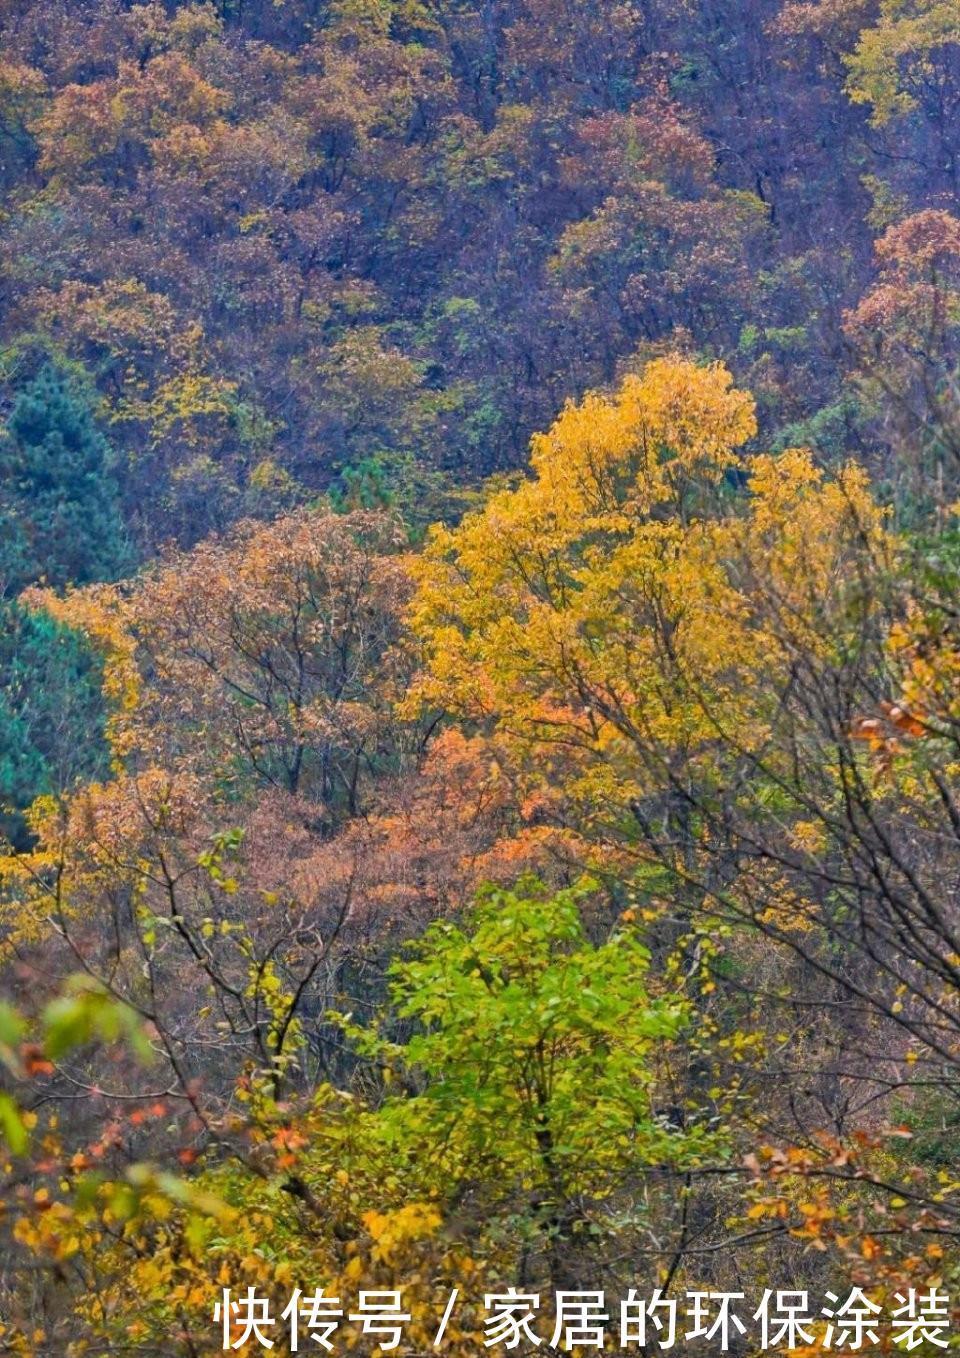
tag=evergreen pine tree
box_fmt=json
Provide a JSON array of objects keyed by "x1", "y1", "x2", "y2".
[
  {"x1": 0, "y1": 364, "x2": 129, "y2": 839},
  {"x1": 0, "y1": 363, "x2": 130, "y2": 591},
  {"x1": 0, "y1": 603, "x2": 109, "y2": 847}
]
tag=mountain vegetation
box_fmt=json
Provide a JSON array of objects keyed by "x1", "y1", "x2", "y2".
[{"x1": 0, "y1": 0, "x2": 959, "y2": 1353}]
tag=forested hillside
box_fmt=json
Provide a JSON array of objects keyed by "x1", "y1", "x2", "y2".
[{"x1": 1, "y1": 1, "x2": 960, "y2": 1353}]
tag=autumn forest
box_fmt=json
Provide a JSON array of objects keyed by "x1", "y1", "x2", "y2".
[{"x1": 1, "y1": 0, "x2": 959, "y2": 1352}]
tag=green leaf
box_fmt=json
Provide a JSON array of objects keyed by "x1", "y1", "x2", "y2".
[{"x1": 0, "y1": 1092, "x2": 29, "y2": 1156}]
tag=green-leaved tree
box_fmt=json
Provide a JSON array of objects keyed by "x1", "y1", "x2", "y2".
[{"x1": 0, "y1": 364, "x2": 128, "y2": 839}]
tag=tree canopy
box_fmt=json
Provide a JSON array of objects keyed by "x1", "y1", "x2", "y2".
[{"x1": 1, "y1": 1, "x2": 960, "y2": 1353}]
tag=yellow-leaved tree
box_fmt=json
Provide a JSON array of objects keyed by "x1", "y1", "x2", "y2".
[
  {"x1": 409, "y1": 356, "x2": 960, "y2": 1321},
  {"x1": 408, "y1": 354, "x2": 885, "y2": 843}
]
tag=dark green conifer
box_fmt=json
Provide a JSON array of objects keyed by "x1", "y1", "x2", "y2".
[
  {"x1": 0, "y1": 365, "x2": 128, "y2": 838},
  {"x1": 0, "y1": 363, "x2": 130, "y2": 591}
]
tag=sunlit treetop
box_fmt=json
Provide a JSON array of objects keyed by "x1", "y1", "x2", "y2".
[{"x1": 409, "y1": 356, "x2": 887, "y2": 824}]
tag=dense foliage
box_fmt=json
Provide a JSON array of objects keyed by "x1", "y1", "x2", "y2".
[
  {"x1": 1, "y1": 1, "x2": 960, "y2": 1354},
  {"x1": 0, "y1": 0, "x2": 956, "y2": 537}
]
